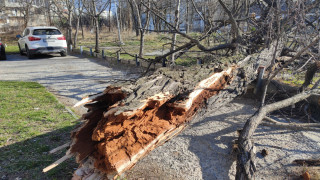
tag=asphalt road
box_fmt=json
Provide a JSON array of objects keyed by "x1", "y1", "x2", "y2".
[{"x1": 0, "y1": 54, "x2": 142, "y2": 114}]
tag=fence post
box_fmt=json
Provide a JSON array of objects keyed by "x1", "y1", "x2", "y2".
[
  {"x1": 90, "y1": 48, "x2": 93, "y2": 56},
  {"x1": 117, "y1": 51, "x2": 120, "y2": 63},
  {"x1": 80, "y1": 46, "x2": 83, "y2": 55},
  {"x1": 102, "y1": 49, "x2": 105, "y2": 58},
  {"x1": 135, "y1": 54, "x2": 140, "y2": 66},
  {"x1": 162, "y1": 58, "x2": 166, "y2": 67},
  {"x1": 70, "y1": 45, "x2": 73, "y2": 52},
  {"x1": 197, "y1": 59, "x2": 202, "y2": 65}
]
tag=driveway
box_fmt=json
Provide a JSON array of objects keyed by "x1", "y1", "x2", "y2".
[{"x1": 0, "y1": 54, "x2": 142, "y2": 114}]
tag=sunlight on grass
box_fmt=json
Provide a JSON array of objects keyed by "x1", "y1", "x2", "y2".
[
  {"x1": 0, "y1": 81, "x2": 78, "y2": 179},
  {"x1": 5, "y1": 45, "x2": 19, "y2": 54}
]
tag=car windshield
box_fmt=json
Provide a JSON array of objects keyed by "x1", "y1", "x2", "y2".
[{"x1": 32, "y1": 29, "x2": 61, "y2": 35}]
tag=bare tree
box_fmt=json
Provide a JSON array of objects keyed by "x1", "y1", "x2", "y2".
[
  {"x1": 170, "y1": 0, "x2": 181, "y2": 65},
  {"x1": 83, "y1": 0, "x2": 110, "y2": 53},
  {"x1": 131, "y1": 0, "x2": 151, "y2": 58},
  {"x1": 115, "y1": 0, "x2": 124, "y2": 45},
  {"x1": 17, "y1": 0, "x2": 35, "y2": 28},
  {"x1": 51, "y1": 0, "x2": 75, "y2": 51},
  {"x1": 73, "y1": 0, "x2": 84, "y2": 48}
]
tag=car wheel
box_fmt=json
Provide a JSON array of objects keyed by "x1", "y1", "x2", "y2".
[
  {"x1": 60, "y1": 51, "x2": 67, "y2": 57},
  {"x1": 26, "y1": 46, "x2": 34, "y2": 59},
  {"x1": 0, "y1": 46, "x2": 6, "y2": 60},
  {"x1": 18, "y1": 44, "x2": 24, "y2": 55}
]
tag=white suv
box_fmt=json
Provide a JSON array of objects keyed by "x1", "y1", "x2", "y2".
[{"x1": 17, "y1": 26, "x2": 67, "y2": 59}]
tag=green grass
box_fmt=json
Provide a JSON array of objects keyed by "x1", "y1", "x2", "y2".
[
  {"x1": 5, "y1": 45, "x2": 19, "y2": 54},
  {"x1": 0, "y1": 81, "x2": 79, "y2": 180},
  {"x1": 278, "y1": 70, "x2": 320, "y2": 88}
]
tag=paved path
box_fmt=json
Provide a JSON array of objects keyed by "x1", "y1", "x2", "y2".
[{"x1": 0, "y1": 54, "x2": 142, "y2": 114}]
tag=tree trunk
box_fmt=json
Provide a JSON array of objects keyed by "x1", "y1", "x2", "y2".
[
  {"x1": 24, "y1": 8, "x2": 29, "y2": 28},
  {"x1": 129, "y1": 0, "x2": 139, "y2": 36},
  {"x1": 139, "y1": 30, "x2": 145, "y2": 57},
  {"x1": 186, "y1": 0, "x2": 189, "y2": 34},
  {"x1": 70, "y1": 63, "x2": 246, "y2": 179},
  {"x1": 80, "y1": 17, "x2": 84, "y2": 39},
  {"x1": 118, "y1": 0, "x2": 122, "y2": 31},
  {"x1": 115, "y1": 2, "x2": 123, "y2": 45},
  {"x1": 47, "y1": 4, "x2": 52, "y2": 26},
  {"x1": 67, "y1": 11, "x2": 73, "y2": 51},
  {"x1": 138, "y1": 0, "x2": 150, "y2": 57},
  {"x1": 108, "y1": 2, "x2": 112, "y2": 32},
  {"x1": 94, "y1": 16, "x2": 100, "y2": 53},
  {"x1": 43, "y1": 50, "x2": 272, "y2": 179},
  {"x1": 170, "y1": 0, "x2": 181, "y2": 66},
  {"x1": 74, "y1": 16, "x2": 80, "y2": 48}
]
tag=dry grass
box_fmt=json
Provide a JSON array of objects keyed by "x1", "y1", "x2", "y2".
[
  {"x1": 74, "y1": 28, "x2": 207, "y2": 65},
  {"x1": 1, "y1": 27, "x2": 227, "y2": 65}
]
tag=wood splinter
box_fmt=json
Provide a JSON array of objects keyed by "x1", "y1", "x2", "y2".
[
  {"x1": 43, "y1": 153, "x2": 73, "y2": 173},
  {"x1": 49, "y1": 142, "x2": 70, "y2": 154}
]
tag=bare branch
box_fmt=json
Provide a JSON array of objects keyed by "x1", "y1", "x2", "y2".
[{"x1": 261, "y1": 116, "x2": 320, "y2": 131}]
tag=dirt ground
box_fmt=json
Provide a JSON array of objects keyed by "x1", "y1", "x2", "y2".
[{"x1": 124, "y1": 97, "x2": 320, "y2": 180}]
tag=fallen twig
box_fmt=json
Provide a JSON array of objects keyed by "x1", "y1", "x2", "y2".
[
  {"x1": 293, "y1": 159, "x2": 320, "y2": 166},
  {"x1": 261, "y1": 116, "x2": 320, "y2": 131}
]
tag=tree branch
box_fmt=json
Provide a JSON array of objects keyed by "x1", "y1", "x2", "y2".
[
  {"x1": 236, "y1": 89, "x2": 320, "y2": 179},
  {"x1": 261, "y1": 116, "x2": 320, "y2": 131}
]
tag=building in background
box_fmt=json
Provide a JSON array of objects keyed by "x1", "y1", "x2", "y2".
[{"x1": 0, "y1": 0, "x2": 49, "y2": 33}]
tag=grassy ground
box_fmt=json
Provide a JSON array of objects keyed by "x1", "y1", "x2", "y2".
[
  {"x1": 5, "y1": 45, "x2": 19, "y2": 54},
  {"x1": 74, "y1": 30, "x2": 219, "y2": 65},
  {"x1": 0, "y1": 81, "x2": 78, "y2": 180},
  {"x1": 277, "y1": 69, "x2": 320, "y2": 88}
]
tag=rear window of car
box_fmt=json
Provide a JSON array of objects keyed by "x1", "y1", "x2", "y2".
[{"x1": 32, "y1": 29, "x2": 61, "y2": 35}]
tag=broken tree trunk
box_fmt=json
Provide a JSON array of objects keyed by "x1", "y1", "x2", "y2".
[{"x1": 44, "y1": 40, "x2": 283, "y2": 179}]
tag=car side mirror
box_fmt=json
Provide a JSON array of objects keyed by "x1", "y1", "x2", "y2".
[{"x1": 16, "y1": 35, "x2": 22, "y2": 38}]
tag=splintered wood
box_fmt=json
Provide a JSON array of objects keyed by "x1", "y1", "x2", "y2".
[
  {"x1": 44, "y1": 54, "x2": 258, "y2": 179},
  {"x1": 69, "y1": 67, "x2": 237, "y2": 179}
]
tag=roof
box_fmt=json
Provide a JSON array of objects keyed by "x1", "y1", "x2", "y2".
[{"x1": 26, "y1": 26, "x2": 59, "y2": 30}]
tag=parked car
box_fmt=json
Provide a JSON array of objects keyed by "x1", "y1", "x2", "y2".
[
  {"x1": 17, "y1": 26, "x2": 67, "y2": 59},
  {"x1": 0, "y1": 39, "x2": 6, "y2": 60}
]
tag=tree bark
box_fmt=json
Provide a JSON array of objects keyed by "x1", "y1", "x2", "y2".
[
  {"x1": 74, "y1": 15, "x2": 80, "y2": 48},
  {"x1": 108, "y1": 2, "x2": 112, "y2": 32},
  {"x1": 115, "y1": 1, "x2": 123, "y2": 45},
  {"x1": 67, "y1": 11, "x2": 73, "y2": 51},
  {"x1": 186, "y1": 0, "x2": 189, "y2": 33},
  {"x1": 70, "y1": 65, "x2": 242, "y2": 179},
  {"x1": 170, "y1": 0, "x2": 181, "y2": 65},
  {"x1": 129, "y1": 0, "x2": 139, "y2": 36},
  {"x1": 94, "y1": 16, "x2": 100, "y2": 53}
]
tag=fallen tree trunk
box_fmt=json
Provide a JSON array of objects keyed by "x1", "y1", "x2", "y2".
[
  {"x1": 69, "y1": 63, "x2": 253, "y2": 179},
  {"x1": 43, "y1": 40, "x2": 283, "y2": 179},
  {"x1": 69, "y1": 67, "x2": 241, "y2": 179}
]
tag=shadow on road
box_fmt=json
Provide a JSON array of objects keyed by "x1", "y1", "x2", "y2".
[{"x1": 5, "y1": 54, "x2": 59, "y2": 61}]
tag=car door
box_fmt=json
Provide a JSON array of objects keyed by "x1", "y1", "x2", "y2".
[{"x1": 19, "y1": 29, "x2": 29, "y2": 51}]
